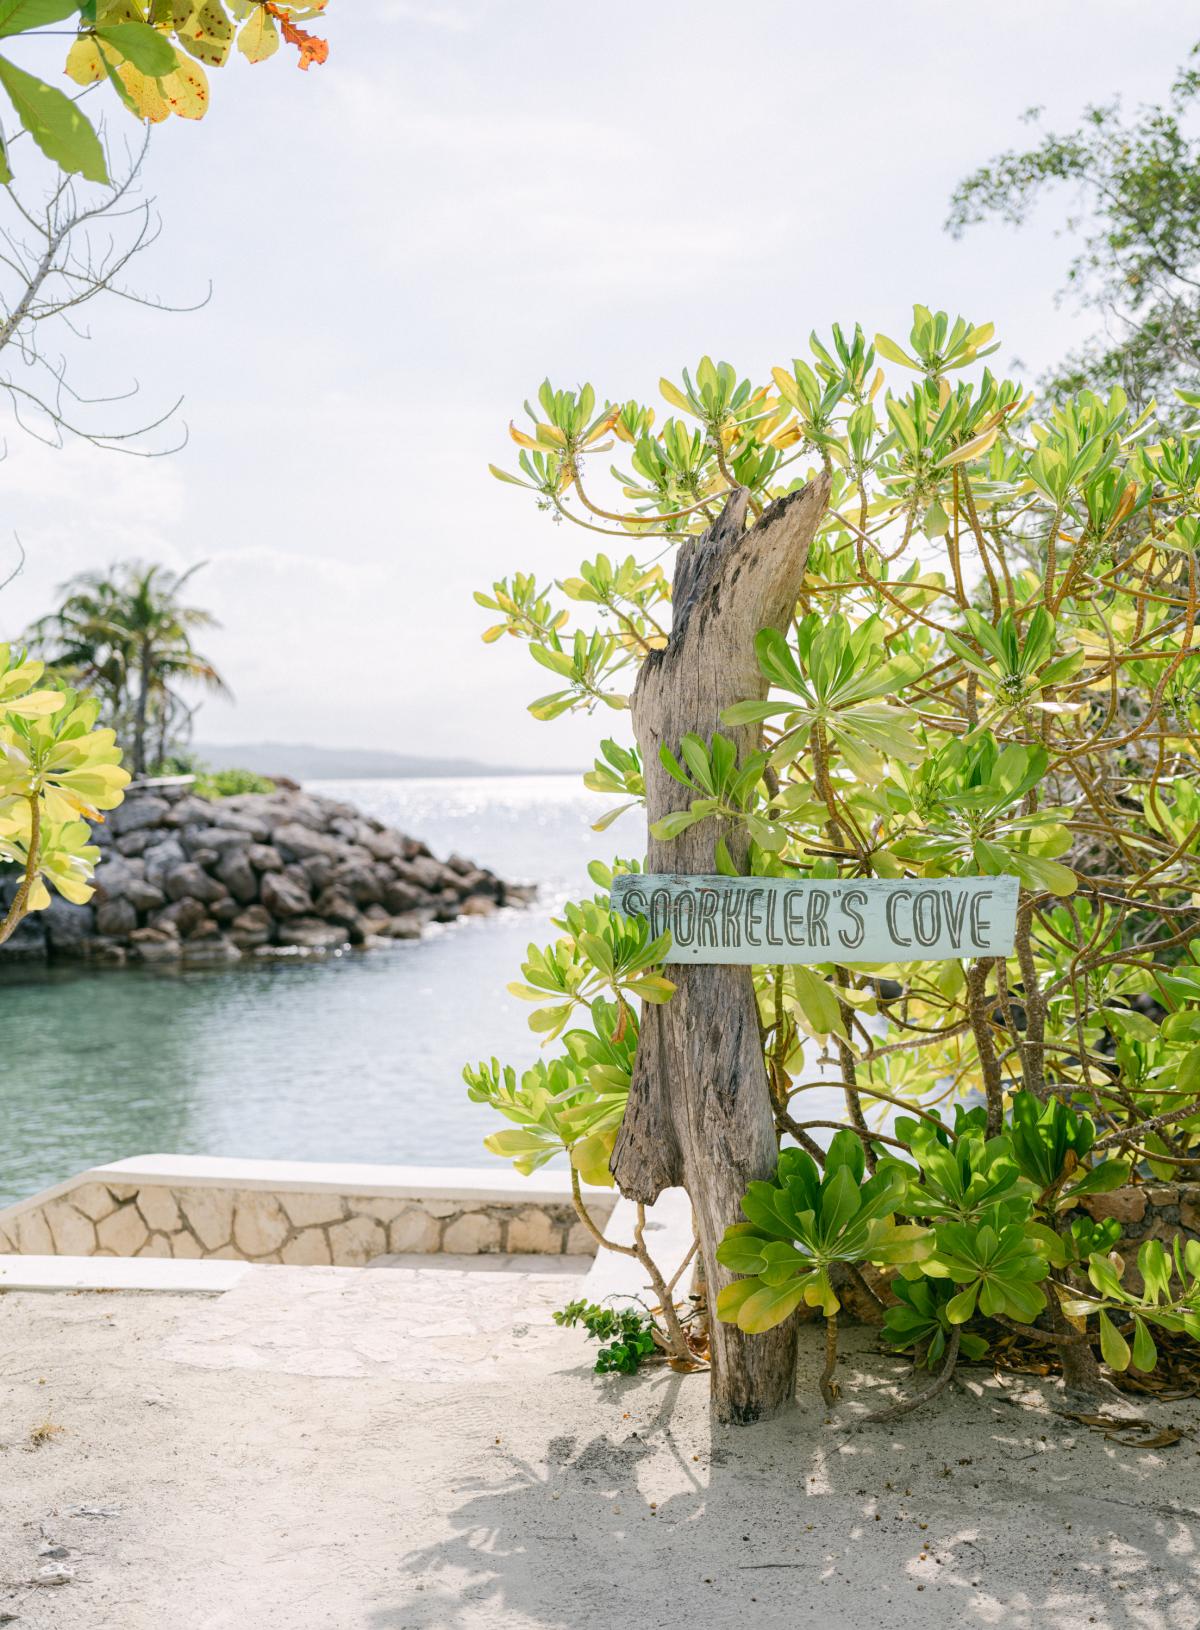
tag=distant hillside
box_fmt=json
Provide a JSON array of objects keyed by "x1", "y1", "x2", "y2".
[
  {"x1": 191, "y1": 742, "x2": 566, "y2": 781},
  {"x1": 192, "y1": 746, "x2": 567, "y2": 782}
]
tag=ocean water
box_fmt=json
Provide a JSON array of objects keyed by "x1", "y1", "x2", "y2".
[
  {"x1": 0, "y1": 775, "x2": 847, "y2": 1208},
  {"x1": 0, "y1": 777, "x2": 630, "y2": 1205}
]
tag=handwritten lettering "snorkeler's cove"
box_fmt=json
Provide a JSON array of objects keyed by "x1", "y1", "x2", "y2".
[{"x1": 610, "y1": 874, "x2": 1019, "y2": 966}]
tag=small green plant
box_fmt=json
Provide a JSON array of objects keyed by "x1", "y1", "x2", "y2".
[
  {"x1": 195, "y1": 767, "x2": 276, "y2": 799},
  {"x1": 554, "y1": 1300, "x2": 659, "y2": 1375},
  {"x1": 1060, "y1": 1238, "x2": 1200, "y2": 1372},
  {"x1": 713, "y1": 1093, "x2": 1199, "y2": 1418},
  {"x1": 715, "y1": 1130, "x2": 929, "y2": 1405},
  {"x1": 881, "y1": 1277, "x2": 989, "y2": 1369}
]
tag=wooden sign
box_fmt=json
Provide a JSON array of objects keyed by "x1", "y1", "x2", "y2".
[{"x1": 611, "y1": 874, "x2": 1019, "y2": 965}]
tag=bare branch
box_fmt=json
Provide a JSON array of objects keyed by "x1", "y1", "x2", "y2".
[{"x1": 0, "y1": 130, "x2": 205, "y2": 457}]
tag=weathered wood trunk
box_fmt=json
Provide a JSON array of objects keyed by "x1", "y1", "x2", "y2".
[{"x1": 612, "y1": 474, "x2": 831, "y2": 1422}]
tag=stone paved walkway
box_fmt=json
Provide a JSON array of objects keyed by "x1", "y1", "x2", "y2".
[{"x1": 158, "y1": 1255, "x2": 591, "y2": 1382}]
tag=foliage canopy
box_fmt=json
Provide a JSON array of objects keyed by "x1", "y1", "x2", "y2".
[
  {"x1": 29, "y1": 560, "x2": 229, "y2": 775},
  {"x1": 0, "y1": 0, "x2": 333, "y2": 184},
  {"x1": 949, "y1": 44, "x2": 1200, "y2": 411},
  {"x1": 469, "y1": 301, "x2": 1200, "y2": 1402}
]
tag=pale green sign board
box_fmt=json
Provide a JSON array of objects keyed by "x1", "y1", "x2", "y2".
[{"x1": 611, "y1": 874, "x2": 1019, "y2": 966}]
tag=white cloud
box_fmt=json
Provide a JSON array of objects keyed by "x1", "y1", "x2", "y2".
[
  {"x1": 2, "y1": 1, "x2": 1196, "y2": 766},
  {"x1": 375, "y1": 0, "x2": 479, "y2": 30}
]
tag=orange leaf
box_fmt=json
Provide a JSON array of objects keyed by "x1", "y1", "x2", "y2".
[{"x1": 266, "y1": 4, "x2": 328, "y2": 69}]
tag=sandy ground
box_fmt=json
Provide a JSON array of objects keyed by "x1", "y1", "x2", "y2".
[{"x1": 1, "y1": 1257, "x2": 1199, "y2": 1630}]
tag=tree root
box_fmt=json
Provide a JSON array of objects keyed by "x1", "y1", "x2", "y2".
[{"x1": 855, "y1": 1329, "x2": 960, "y2": 1426}]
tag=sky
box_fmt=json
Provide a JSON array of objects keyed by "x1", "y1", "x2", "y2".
[{"x1": 2, "y1": 0, "x2": 1197, "y2": 769}]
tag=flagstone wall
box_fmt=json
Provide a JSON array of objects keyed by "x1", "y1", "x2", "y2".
[{"x1": 0, "y1": 1158, "x2": 610, "y2": 1266}]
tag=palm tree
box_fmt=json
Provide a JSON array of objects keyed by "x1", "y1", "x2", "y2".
[{"x1": 29, "y1": 562, "x2": 231, "y2": 775}]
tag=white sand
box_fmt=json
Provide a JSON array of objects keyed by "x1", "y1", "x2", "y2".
[{"x1": 1, "y1": 1257, "x2": 1198, "y2": 1629}]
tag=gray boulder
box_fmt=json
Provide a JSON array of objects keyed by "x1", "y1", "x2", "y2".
[
  {"x1": 200, "y1": 804, "x2": 269, "y2": 841},
  {"x1": 181, "y1": 824, "x2": 254, "y2": 855},
  {"x1": 128, "y1": 926, "x2": 183, "y2": 962},
  {"x1": 313, "y1": 887, "x2": 360, "y2": 928},
  {"x1": 142, "y1": 838, "x2": 187, "y2": 887},
  {"x1": 42, "y1": 896, "x2": 96, "y2": 954},
  {"x1": 152, "y1": 898, "x2": 207, "y2": 938},
  {"x1": 394, "y1": 855, "x2": 452, "y2": 893},
  {"x1": 331, "y1": 860, "x2": 381, "y2": 906},
  {"x1": 455, "y1": 869, "x2": 501, "y2": 901},
  {"x1": 246, "y1": 843, "x2": 283, "y2": 873},
  {"x1": 181, "y1": 927, "x2": 240, "y2": 964},
  {"x1": 271, "y1": 822, "x2": 349, "y2": 863},
  {"x1": 258, "y1": 794, "x2": 328, "y2": 833},
  {"x1": 109, "y1": 795, "x2": 169, "y2": 836},
  {"x1": 216, "y1": 848, "x2": 258, "y2": 905},
  {"x1": 95, "y1": 897, "x2": 138, "y2": 937},
  {"x1": 386, "y1": 912, "x2": 424, "y2": 939},
  {"x1": 383, "y1": 878, "x2": 425, "y2": 914},
  {"x1": 362, "y1": 828, "x2": 405, "y2": 862},
  {"x1": 164, "y1": 863, "x2": 226, "y2": 905},
  {"x1": 230, "y1": 905, "x2": 273, "y2": 948},
  {"x1": 301, "y1": 854, "x2": 334, "y2": 892},
  {"x1": 126, "y1": 879, "x2": 166, "y2": 913},
  {"x1": 261, "y1": 871, "x2": 312, "y2": 919},
  {"x1": 91, "y1": 857, "x2": 138, "y2": 901},
  {"x1": 163, "y1": 795, "x2": 219, "y2": 828},
  {"x1": 115, "y1": 829, "x2": 157, "y2": 857},
  {"x1": 275, "y1": 917, "x2": 347, "y2": 951}
]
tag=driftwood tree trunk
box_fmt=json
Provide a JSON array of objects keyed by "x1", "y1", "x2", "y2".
[{"x1": 612, "y1": 473, "x2": 831, "y2": 1422}]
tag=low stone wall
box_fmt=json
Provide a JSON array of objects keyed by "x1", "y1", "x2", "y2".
[
  {"x1": 0, "y1": 777, "x2": 531, "y2": 966},
  {"x1": 1080, "y1": 1183, "x2": 1200, "y2": 1288},
  {"x1": 0, "y1": 1158, "x2": 611, "y2": 1267}
]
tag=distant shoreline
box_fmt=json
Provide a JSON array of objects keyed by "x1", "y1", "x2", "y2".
[
  {"x1": 193, "y1": 743, "x2": 580, "y2": 781},
  {"x1": 310, "y1": 767, "x2": 585, "y2": 781}
]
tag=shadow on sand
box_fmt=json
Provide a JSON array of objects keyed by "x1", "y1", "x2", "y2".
[{"x1": 372, "y1": 1332, "x2": 1200, "y2": 1630}]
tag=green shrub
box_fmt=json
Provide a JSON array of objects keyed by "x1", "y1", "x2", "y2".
[
  {"x1": 194, "y1": 767, "x2": 276, "y2": 800},
  {"x1": 553, "y1": 1300, "x2": 659, "y2": 1375},
  {"x1": 470, "y1": 309, "x2": 1200, "y2": 1411}
]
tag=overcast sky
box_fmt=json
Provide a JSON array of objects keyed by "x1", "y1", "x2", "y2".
[{"x1": 3, "y1": 1, "x2": 1196, "y2": 768}]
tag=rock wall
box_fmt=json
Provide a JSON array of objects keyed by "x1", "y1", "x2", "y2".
[
  {"x1": 0, "y1": 778, "x2": 528, "y2": 966},
  {"x1": 1080, "y1": 1183, "x2": 1200, "y2": 1289},
  {"x1": 0, "y1": 1178, "x2": 591, "y2": 1266}
]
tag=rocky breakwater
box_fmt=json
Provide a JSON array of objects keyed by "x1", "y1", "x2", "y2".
[{"x1": 1, "y1": 778, "x2": 528, "y2": 966}]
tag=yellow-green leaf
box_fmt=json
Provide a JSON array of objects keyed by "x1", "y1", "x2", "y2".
[
  {"x1": 1098, "y1": 1309, "x2": 1131, "y2": 1371},
  {"x1": 0, "y1": 54, "x2": 107, "y2": 180},
  {"x1": 874, "y1": 333, "x2": 920, "y2": 370},
  {"x1": 237, "y1": 3, "x2": 278, "y2": 61}
]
